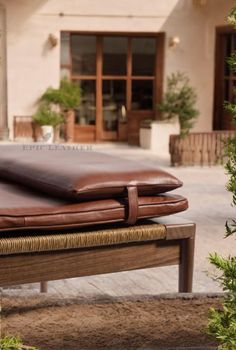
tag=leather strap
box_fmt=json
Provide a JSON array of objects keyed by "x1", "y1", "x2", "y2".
[{"x1": 126, "y1": 186, "x2": 138, "y2": 225}]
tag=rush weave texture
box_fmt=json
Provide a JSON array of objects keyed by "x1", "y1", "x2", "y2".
[{"x1": 0, "y1": 224, "x2": 166, "y2": 255}]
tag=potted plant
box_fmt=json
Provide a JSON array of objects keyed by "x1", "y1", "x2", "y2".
[
  {"x1": 41, "y1": 78, "x2": 81, "y2": 142},
  {"x1": 140, "y1": 72, "x2": 199, "y2": 156},
  {"x1": 140, "y1": 72, "x2": 198, "y2": 155},
  {"x1": 146, "y1": 72, "x2": 199, "y2": 160},
  {"x1": 33, "y1": 104, "x2": 64, "y2": 144},
  {"x1": 157, "y1": 71, "x2": 199, "y2": 138}
]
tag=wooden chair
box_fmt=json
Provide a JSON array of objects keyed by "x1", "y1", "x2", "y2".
[{"x1": 0, "y1": 217, "x2": 195, "y2": 294}]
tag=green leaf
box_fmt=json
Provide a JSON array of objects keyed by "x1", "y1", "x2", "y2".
[
  {"x1": 0, "y1": 336, "x2": 38, "y2": 350},
  {"x1": 41, "y1": 77, "x2": 81, "y2": 110},
  {"x1": 33, "y1": 103, "x2": 64, "y2": 127},
  {"x1": 156, "y1": 72, "x2": 199, "y2": 137}
]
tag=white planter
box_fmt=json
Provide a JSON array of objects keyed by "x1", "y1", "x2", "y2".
[
  {"x1": 151, "y1": 118, "x2": 180, "y2": 157},
  {"x1": 41, "y1": 125, "x2": 54, "y2": 144},
  {"x1": 139, "y1": 118, "x2": 180, "y2": 157},
  {"x1": 140, "y1": 127, "x2": 151, "y2": 149}
]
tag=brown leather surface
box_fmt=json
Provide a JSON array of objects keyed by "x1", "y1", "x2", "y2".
[
  {"x1": 126, "y1": 187, "x2": 139, "y2": 225},
  {"x1": 0, "y1": 146, "x2": 182, "y2": 200},
  {"x1": 0, "y1": 180, "x2": 188, "y2": 232}
]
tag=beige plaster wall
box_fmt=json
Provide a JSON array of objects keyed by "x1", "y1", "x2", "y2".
[
  {"x1": 0, "y1": 3, "x2": 8, "y2": 138},
  {"x1": 1, "y1": 0, "x2": 235, "y2": 138}
]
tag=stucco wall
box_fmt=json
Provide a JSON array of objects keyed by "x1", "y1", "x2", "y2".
[
  {"x1": 0, "y1": 3, "x2": 8, "y2": 138},
  {"x1": 1, "y1": 0, "x2": 235, "y2": 138}
]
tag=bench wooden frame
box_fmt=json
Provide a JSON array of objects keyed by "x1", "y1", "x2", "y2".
[{"x1": 0, "y1": 218, "x2": 195, "y2": 293}]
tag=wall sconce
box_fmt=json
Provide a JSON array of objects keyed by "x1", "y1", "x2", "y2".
[
  {"x1": 48, "y1": 34, "x2": 58, "y2": 48},
  {"x1": 193, "y1": 0, "x2": 207, "y2": 7},
  {"x1": 169, "y1": 36, "x2": 180, "y2": 49}
]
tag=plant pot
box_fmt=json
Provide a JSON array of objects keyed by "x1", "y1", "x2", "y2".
[
  {"x1": 65, "y1": 109, "x2": 75, "y2": 143},
  {"x1": 53, "y1": 125, "x2": 61, "y2": 143},
  {"x1": 151, "y1": 118, "x2": 180, "y2": 156},
  {"x1": 139, "y1": 118, "x2": 180, "y2": 156},
  {"x1": 41, "y1": 125, "x2": 54, "y2": 144},
  {"x1": 139, "y1": 119, "x2": 153, "y2": 149},
  {"x1": 140, "y1": 127, "x2": 152, "y2": 149}
]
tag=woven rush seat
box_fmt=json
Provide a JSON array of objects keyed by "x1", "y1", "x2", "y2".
[
  {"x1": 0, "y1": 223, "x2": 166, "y2": 255},
  {"x1": 0, "y1": 218, "x2": 195, "y2": 293}
]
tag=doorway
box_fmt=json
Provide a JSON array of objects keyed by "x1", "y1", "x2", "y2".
[
  {"x1": 60, "y1": 32, "x2": 165, "y2": 143},
  {"x1": 214, "y1": 27, "x2": 236, "y2": 130}
]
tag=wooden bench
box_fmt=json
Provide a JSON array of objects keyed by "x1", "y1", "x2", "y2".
[{"x1": 0, "y1": 217, "x2": 195, "y2": 293}]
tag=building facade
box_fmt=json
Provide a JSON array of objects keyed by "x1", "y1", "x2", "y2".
[{"x1": 0, "y1": 0, "x2": 235, "y2": 142}]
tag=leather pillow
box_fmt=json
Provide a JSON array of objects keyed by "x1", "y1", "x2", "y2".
[
  {"x1": 0, "y1": 146, "x2": 182, "y2": 200},
  {"x1": 0, "y1": 179, "x2": 188, "y2": 232}
]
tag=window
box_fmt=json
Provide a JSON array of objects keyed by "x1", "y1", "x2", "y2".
[
  {"x1": 222, "y1": 33, "x2": 236, "y2": 103},
  {"x1": 214, "y1": 28, "x2": 236, "y2": 130}
]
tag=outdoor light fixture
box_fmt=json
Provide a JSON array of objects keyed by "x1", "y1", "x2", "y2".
[
  {"x1": 48, "y1": 33, "x2": 58, "y2": 48},
  {"x1": 193, "y1": 0, "x2": 207, "y2": 7},
  {"x1": 168, "y1": 36, "x2": 180, "y2": 49}
]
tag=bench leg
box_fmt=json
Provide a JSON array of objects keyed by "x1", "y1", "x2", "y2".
[
  {"x1": 40, "y1": 281, "x2": 48, "y2": 293},
  {"x1": 178, "y1": 237, "x2": 195, "y2": 293}
]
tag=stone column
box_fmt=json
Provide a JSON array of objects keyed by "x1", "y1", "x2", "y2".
[{"x1": 0, "y1": 4, "x2": 8, "y2": 140}]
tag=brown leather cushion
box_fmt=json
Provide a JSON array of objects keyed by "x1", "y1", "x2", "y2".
[
  {"x1": 0, "y1": 146, "x2": 182, "y2": 200},
  {"x1": 0, "y1": 180, "x2": 188, "y2": 232}
]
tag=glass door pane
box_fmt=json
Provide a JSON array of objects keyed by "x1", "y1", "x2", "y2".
[
  {"x1": 103, "y1": 37, "x2": 127, "y2": 75},
  {"x1": 61, "y1": 32, "x2": 70, "y2": 65},
  {"x1": 60, "y1": 32, "x2": 71, "y2": 79},
  {"x1": 224, "y1": 34, "x2": 231, "y2": 76},
  {"x1": 102, "y1": 80, "x2": 126, "y2": 134},
  {"x1": 74, "y1": 80, "x2": 96, "y2": 125},
  {"x1": 71, "y1": 35, "x2": 96, "y2": 75},
  {"x1": 132, "y1": 38, "x2": 156, "y2": 76},
  {"x1": 131, "y1": 80, "x2": 153, "y2": 110}
]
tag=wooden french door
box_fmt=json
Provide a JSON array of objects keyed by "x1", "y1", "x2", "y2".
[
  {"x1": 61, "y1": 32, "x2": 165, "y2": 143},
  {"x1": 214, "y1": 27, "x2": 236, "y2": 130},
  {"x1": 100, "y1": 35, "x2": 165, "y2": 143}
]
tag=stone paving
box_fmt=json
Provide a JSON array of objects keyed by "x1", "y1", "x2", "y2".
[{"x1": 2, "y1": 142, "x2": 236, "y2": 296}]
